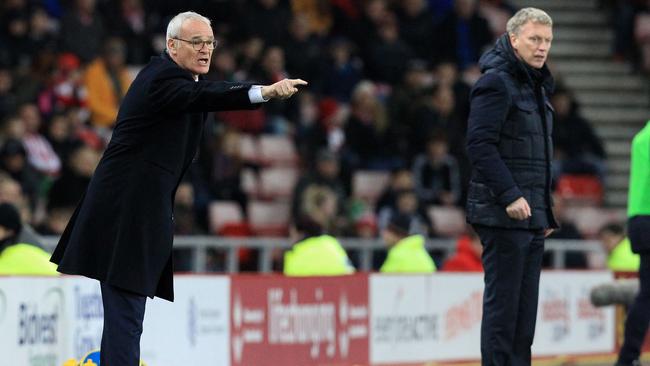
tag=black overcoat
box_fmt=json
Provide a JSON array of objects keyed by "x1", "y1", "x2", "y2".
[{"x1": 51, "y1": 52, "x2": 257, "y2": 301}]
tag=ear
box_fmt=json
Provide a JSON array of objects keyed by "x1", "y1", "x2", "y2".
[
  {"x1": 167, "y1": 38, "x2": 177, "y2": 55},
  {"x1": 509, "y1": 32, "x2": 518, "y2": 51}
]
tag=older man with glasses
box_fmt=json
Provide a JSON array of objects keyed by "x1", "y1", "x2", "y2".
[{"x1": 50, "y1": 11, "x2": 307, "y2": 366}]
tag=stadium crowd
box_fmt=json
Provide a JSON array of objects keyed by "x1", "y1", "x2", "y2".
[{"x1": 0, "y1": 0, "x2": 624, "y2": 271}]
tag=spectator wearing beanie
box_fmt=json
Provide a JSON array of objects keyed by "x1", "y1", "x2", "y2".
[
  {"x1": 380, "y1": 213, "x2": 436, "y2": 273},
  {"x1": 0, "y1": 203, "x2": 58, "y2": 275}
]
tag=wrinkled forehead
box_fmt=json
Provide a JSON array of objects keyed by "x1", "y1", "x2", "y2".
[{"x1": 180, "y1": 18, "x2": 214, "y2": 39}]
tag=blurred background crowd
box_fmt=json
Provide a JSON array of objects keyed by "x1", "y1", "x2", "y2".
[{"x1": 0, "y1": 0, "x2": 648, "y2": 271}]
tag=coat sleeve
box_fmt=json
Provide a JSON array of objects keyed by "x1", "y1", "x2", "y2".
[
  {"x1": 147, "y1": 66, "x2": 259, "y2": 113},
  {"x1": 466, "y1": 73, "x2": 523, "y2": 207}
]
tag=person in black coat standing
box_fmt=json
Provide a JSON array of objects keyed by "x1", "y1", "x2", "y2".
[
  {"x1": 465, "y1": 8, "x2": 558, "y2": 366},
  {"x1": 50, "y1": 11, "x2": 306, "y2": 366}
]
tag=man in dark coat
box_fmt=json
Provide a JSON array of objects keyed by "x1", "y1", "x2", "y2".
[
  {"x1": 465, "y1": 8, "x2": 558, "y2": 366},
  {"x1": 50, "y1": 11, "x2": 306, "y2": 366}
]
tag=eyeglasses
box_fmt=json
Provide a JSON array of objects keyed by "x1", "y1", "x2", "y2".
[{"x1": 173, "y1": 37, "x2": 218, "y2": 51}]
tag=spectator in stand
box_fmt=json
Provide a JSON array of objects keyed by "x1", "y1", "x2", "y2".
[
  {"x1": 291, "y1": 149, "x2": 346, "y2": 224},
  {"x1": 344, "y1": 80, "x2": 398, "y2": 170},
  {"x1": 386, "y1": 59, "x2": 432, "y2": 159},
  {"x1": 410, "y1": 83, "x2": 462, "y2": 158},
  {"x1": 19, "y1": 103, "x2": 61, "y2": 176},
  {"x1": 380, "y1": 213, "x2": 436, "y2": 273},
  {"x1": 434, "y1": 61, "x2": 471, "y2": 125},
  {"x1": 412, "y1": 133, "x2": 462, "y2": 206},
  {"x1": 235, "y1": 36, "x2": 265, "y2": 80},
  {"x1": 283, "y1": 14, "x2": 324, "y2": 94},
  {"x1": 0, "y1": 68, "x2": 18, "y2": 122},
  {"x1": 366, "y1": 13, "x2": 414, "y2": 85},
  {"x1": 47, "y1": 144, "x2": 100, "y2": 210},
  {"x1": 45, "y1": 113, "x2": 80, "y2": 165},
  {"x1": 0, "y1": 173, "x2": 42, "y2": 247},
  {"x1": 172, "y1": 181, "x2": 201, "y2": 272},
  {"x1": 377, "y1": 189, "x2": 434, "y2": 237},
  {"x1": 433, "y1": 61, "x2": 472, "y2": 197},
  {"x1": 321, "y1": 38, "x2": 363, "y2": 102},
  {"x1": 241, "y1": 0, "x2": 291, "y2": 46},
  {"x1": 434, "y1": 0, "x2": 493, "y2": 69},
  {"x1": 199, "y1": 127, "x2": 249, "y2": 216},
  {"x1": 251, "y1": 46, "x2": 291, "y2": 132},
  {"x1": 376, "y1": 168, "x2": 416, "y2": 214},
  {"x1": 610, "y1": 0, "x2": 649, "y2": 66},
  {"x1": 442, "y1": 227, "x2": 483, "y2": 271},
  {"x1": 290, "y1": 0, "x2": 333, "y2": 36},
  {"x1": 1, "y1": 8, "x2": 32, "y2": 68},
  {"x1": 38, "y1": 53, "x2": 88, "y2": 118},
  {"x1": 397, "y1": 0, "x2": 436, "y2": 62},
  {"x1": 36, "y1": 206, "x2": 74, "y2": 236},
  {"x1": 0, "y1": 203, "x2": 57, "y2": 275},
  {"x1": 598, "y1": 223, "x2": 640, "y2": 272},
  {"x1": 0, "y1": 138, "x2": 41, "y2": 210},
  {"x1": 27, "y1": 7, "x2": 57, "y2": 56},
  {"x1": 104, "y1": 0, "x2": 154, "y2": 65},
  {"x1": 84, "y1": 37, "x2": 133, "y2": 129},
  {"x1": 551, "y1": 85, "x2": 607, "y2": 182},
  {"x1": 59, "y1": 0, "x2": 105, "y2": 63}
]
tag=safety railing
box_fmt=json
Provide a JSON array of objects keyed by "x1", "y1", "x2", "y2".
[{"x1": 40, "y1": 236, "x2": 604, "y2": 273}]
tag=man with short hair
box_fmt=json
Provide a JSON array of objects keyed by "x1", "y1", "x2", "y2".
[
  {"x1": 50, "y1": 11, "x2": 307, "y2": 365},
  {"x1": 466, "y1": 7, "x2": 557, "y2": 366}
]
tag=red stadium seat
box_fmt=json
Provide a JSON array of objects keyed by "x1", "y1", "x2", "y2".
[
  {"x1": 248, "y1": 200, "x2": 290, "y2": 236},
  {"x1": 208, "y1": 201, "x2": 245, "y2": 235},
  {"x1": 258, "y1": 166, "x2": 298, "y2": 200},
  {"x1": 427, "y1": 205, "x2": 467, "y2": 237},
  {"x1": 556, "y1": 174, "x2": 604, "y2": 205},
  {"x1": 352, "y1": 170, "x2": 391, "y2": 205},
  {"x1": 258, "y1": 135, "x2": 298, "y2": 166}
]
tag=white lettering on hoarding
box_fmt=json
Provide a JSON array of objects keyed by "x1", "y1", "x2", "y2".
[{"x1": 268, "y1": 288, "x2": 336, "y2": 358}]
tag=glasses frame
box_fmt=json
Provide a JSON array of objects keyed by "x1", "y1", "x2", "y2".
[{"x1": 173, "y1": 37, "x2": 218, "y2": 51}]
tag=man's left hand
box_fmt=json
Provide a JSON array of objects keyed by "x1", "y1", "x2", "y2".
[{"x1": 261, "y1": 79, "x2": 308, "y2": 100}]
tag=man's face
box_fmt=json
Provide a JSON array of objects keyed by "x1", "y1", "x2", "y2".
[
  {"x1": 168, "y1": 19, "x2": 214, "y2": 76},
  {"x1": 510, "y1": 21, "x2": 553, "y2": 69}
]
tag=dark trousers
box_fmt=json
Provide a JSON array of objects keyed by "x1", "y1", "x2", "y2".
[
  {"x1": 100, "y1": 282, "x2": 147, "y2": 366},
  {"x1": 618, "y1": 253, "x2": 650, "y2": 365},
  {"x1": 473, "y1": 225, "x2": 545, "y2": 366}
]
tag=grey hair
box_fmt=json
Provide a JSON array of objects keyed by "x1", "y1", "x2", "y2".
[
  {"x1": 166, "y1": 11, "x2": 211, "y2": 50},
  {"x1": 506, "y1": 7, "x2": 552, "y2": 36}
]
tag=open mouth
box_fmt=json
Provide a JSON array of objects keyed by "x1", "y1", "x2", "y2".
[{"x1": 198, "y1": 57, "x2": 209, "y2": 65}]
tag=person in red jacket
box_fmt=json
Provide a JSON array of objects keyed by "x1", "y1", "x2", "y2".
[{"x1": 442, "y1": 228, "x2": 483, "y2": 272}]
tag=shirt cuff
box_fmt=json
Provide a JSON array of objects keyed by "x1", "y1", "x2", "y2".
[{"x1": 248, "y1": 85, "x2": 269, "y2": 103}]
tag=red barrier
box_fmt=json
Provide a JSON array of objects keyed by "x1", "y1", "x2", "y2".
[{"x1": 230, "y1": 274, "x2": 369, "y2": 366}]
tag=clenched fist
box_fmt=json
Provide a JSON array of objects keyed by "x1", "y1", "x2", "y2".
[
  {"x1": 506, "y1": 197, "x2": 531, "y2": 220},
  {"x1": 261, "y1": 79, "x2": 308, "y2": 100}
]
